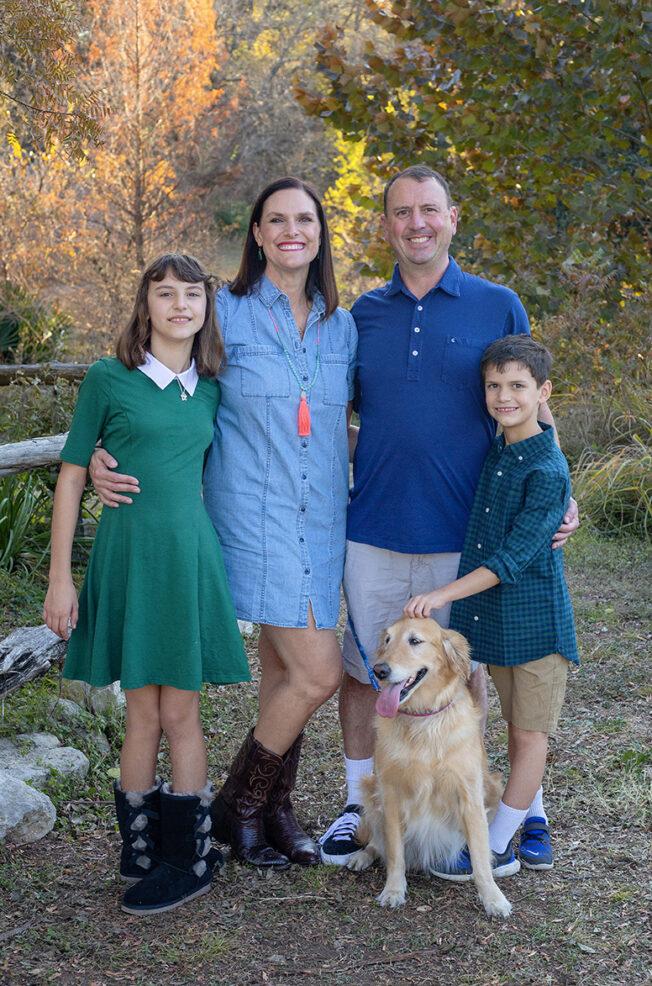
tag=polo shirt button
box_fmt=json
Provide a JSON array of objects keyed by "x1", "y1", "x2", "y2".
[
  {"x1": 417, "y1": 305, "x2": 423, "y2": 311},
  {"x1": 412, "y1": 350, "x2": 419, "y2": 356},
  {"x1": 473, "y1": 615, "x2": 479, "y2": 621},
  {"x1": 414, "y1": 327, "x2": 420, "y2": 333},
  {"x1": 497, "y1": 470, "x2": 503, "y2": 476}
]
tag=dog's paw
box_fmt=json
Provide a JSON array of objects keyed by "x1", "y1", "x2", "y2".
[
  {"x1": 347, "y1": 849, "x2": 374, "y2": 872},
  {"x1": 377, "y1": 883, "x2": 407, "y2": 908},
  {"x1": 482, "y1": 890, "x2": 512, "y2": 918}
]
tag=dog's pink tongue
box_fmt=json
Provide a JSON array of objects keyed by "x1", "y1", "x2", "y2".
[{"x1": 376, "y1": 681, "x2": 407, "y2": 718}]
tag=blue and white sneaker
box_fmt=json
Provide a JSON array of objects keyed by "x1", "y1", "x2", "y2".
[
  {"x1": 431, "y1": 841, "x2": 521, "y2": 882},
  {"x1": 318, "y1": 804, "x2": 363, "y2": 865},
  {"x1": 519, "y1": 817, "x2": 553, "y2": 870}
]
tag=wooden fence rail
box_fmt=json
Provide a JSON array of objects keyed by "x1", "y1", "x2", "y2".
[
  {"x1": 0, "y1": 362, "x2": 90, "y2": 386},
  {"x1": 0, "y1": 434, "x2": 68, "y2": 477},
  {"x1": 0, "y1": 362, "x2": 88, "y2": 475}
]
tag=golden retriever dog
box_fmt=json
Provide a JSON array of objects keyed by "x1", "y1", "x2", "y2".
[{"x1": 347, "y1": 616, "x2": 511, "y2": 918}]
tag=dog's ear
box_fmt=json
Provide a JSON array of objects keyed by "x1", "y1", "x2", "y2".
[{"x1": 441, "y1": 628, "x2": 471, "y2": 678}]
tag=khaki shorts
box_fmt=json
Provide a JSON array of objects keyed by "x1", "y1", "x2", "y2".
[
  {"x1": 342, "y1": 540, "x2": 479, "y2": 684},
  {"x1": 489, "y1": 654, "x2": 569, "y2": 733}
]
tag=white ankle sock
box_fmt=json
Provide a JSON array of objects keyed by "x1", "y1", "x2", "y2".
[
  {"x1": 526, "y1": 786, "x2": 547, "y2": 822},
  {"x1": 489, "y1": 800, "x2": 528, "y2": 855},
  {"x1": 345, "y1": 757, "x2": 373, "y2": 805}
]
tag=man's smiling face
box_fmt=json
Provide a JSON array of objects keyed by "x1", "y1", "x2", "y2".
[{"x1": 382, "y1": 176, "x2": 458, "y2": 279}]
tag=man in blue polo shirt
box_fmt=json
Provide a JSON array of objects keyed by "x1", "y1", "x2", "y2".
[{"x1": 319, "y1": 165, "x2": 578, "y2": 865}]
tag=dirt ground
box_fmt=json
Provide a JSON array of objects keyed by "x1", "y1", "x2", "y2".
[{"x1": 1, "y1": 531, "x2": 650, "y2": 986}]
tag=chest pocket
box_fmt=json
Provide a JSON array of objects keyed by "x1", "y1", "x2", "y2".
[
  {"x1": 321, "y1": 353, "x2": 350, "y2": 406},
  {"x1": 440, "y1": 336, "x2": 486, "y2": 389},
  {"x1": 231, "y1": 346, "x2": 291, "y2": 398}
]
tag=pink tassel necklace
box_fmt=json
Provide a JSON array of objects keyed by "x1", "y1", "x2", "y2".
[{"x1": 268, "y1": 308, "x2": 320, "y2": 436}]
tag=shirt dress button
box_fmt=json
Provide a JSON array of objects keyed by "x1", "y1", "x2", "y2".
[
  {"x1": 414, "y1": 327, "x2": 421, "y2": 333},
  {"x1": 497, "y1": 470, "x2": 503, "y2": 476},
  {"x1": 477, "y1": 543, "x2": 482, "y2": 549},
  {"x1": 300, "y1": 506, "x2": 306, "y2": 512},
  {"x1": 518, "y1": 455, "x2": 523, "y2": 461},
  {"x1": 417, "y1": 305, "x2": 423, "y2": 311},
  {"x1": 473, "y1": 615, "x2": 479, "y2": 621},
  {"x1": 485, "y1": 507, "x2": 490, "y2": 513},
  {"x1": 412, "y1": 350, "x2": 419, "y2": 356},
  {"x1": 301, "y1": 473, "x2": 307, "y2": 480},
  {"x1": 304, "y1": 568, "x2": 310, "y2": 575}
]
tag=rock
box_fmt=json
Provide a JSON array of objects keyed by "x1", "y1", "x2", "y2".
[
  {"x1": 0, "y1": 733, "x2": 89, "y2": 789},
  {"x1": 60, "y1": 679, "x2": 125, "y2": 714},
  {"x1": 0, "y1": 770, "x2": 56, "y2": 844},
  {"x1": 51, "y1": 697, "x2": 87, "y2": 724}
]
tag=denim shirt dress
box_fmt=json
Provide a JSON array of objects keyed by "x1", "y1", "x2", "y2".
[{"x1": 202, "y1": 278, "x2": 357, "y2": 629}]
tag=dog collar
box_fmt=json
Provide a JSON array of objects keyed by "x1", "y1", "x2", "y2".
[{"x1": 398, "y1": 699, "x2": 453, "y2": 718}]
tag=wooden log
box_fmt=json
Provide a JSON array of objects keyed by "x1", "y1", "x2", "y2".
[
  {"x1": 0, "y1": 362, "x2": 90, "y2": 386},
  {"x1": 0, "y1": 434, "x2": 68, "y2": 476},
  {"x1": 0, "y1": 626, "x2": 68, "y2": 699}
]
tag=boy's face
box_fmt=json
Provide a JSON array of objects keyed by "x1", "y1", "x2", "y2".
[{"x1": 484, "y1": 361, "x2": 552, "y2": 442}]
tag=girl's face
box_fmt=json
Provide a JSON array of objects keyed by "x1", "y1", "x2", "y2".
[
  {"x1": 147, "y1": 273, "x2": 207, "y2": 350},
  {"x1": 253, "y1": 188, "x2": 321, "y2": 279}
]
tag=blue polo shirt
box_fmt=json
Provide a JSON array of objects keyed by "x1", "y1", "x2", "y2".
[{"x1": 347, "y1": 258, "x2": 530, "y2": 553}]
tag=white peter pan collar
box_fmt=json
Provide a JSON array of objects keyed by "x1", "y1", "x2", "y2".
[{"x1": 137, "y1": 351, "x2": 199, "y2": 396}]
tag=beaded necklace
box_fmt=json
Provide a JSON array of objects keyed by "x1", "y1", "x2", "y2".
[{"x1": 267, "y1": 307, "x2": 320, "y2": 436}]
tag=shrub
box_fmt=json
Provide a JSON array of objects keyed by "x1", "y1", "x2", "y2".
[
  {"x1": 573, "y1": 437, "x2": 652, "y2": 539},
  {"x1": 0, "y1": 283, "x2": 72, "y2": 364}
]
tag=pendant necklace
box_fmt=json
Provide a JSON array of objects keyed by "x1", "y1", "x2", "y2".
[
  {"x1": 175, "y1": 376, "x2": 189, "y2": 401},
  {"x1": 268, "y1": 307, "x2": 320, "y2": 436}
]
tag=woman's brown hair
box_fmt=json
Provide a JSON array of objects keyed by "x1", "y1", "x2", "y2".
[
  {"x1": 229, "y1": 177, "x2": 339, "y2": 318},
  {"x1": 116, "y1": 254, "x2": 224, "y2": 377}
]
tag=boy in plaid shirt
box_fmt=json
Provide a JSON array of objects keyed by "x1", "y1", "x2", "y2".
[{"x1": 404, "y1": 335, "x2": 578, "y2": 878}]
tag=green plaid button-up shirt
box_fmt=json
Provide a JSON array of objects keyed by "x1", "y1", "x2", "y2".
[{"x1": 450, "y1": 423, "x2": 578, "y2": 666}]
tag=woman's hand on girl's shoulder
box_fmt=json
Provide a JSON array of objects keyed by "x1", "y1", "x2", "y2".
[{"x1": 43, "y1": 580, "x2": 79, "y2": 641}]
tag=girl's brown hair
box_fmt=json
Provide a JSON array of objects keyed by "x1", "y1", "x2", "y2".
[
  {"x1": 116, "y1": 254, "x2": 224, "y2": 377},
  {"x1": 229, "y1": 177, "x2": 339, "y2": 318}
]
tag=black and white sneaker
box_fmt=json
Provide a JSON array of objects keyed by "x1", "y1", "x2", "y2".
[{"x1": 318, "y1": 804, "x2": 363, "y2": 865}]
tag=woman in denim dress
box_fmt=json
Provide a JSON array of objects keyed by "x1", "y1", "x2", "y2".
[{"x1": 91, "y1": 178, "x2": 357, "y2": 871}]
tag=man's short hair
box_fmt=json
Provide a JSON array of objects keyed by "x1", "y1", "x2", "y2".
[
  {"x1": 383, "y1": 166, "x2": 453, "y2": 214},
  {"x1": 480, "y1": 335, "x2": 553, "y2": 386}
]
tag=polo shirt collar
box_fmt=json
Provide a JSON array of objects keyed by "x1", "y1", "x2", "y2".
[
  {"x1": 497, "y1": 421, "x2": 556, "y2": 460},
  {"x1": 385, "y1": 256, "x2": 462, "y2": 300},
  {"x1": 254, "y1": 274, "x2": 326, "y2": 317},
  {"x1": 137, "y1": 351, "x2": 199, "y2": 396}
]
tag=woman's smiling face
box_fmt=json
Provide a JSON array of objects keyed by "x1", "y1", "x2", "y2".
[{"x1": 253, "y1": 187, "x2": 321, "y2": 279}]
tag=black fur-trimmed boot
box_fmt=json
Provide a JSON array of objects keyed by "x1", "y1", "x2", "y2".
[
  {"x1": 121, "y1": 783, "x2": 215, "y2": 915},
  {"x1": 264, "y1": 732, "x2": 319, "y2": 865},
  {"x1": 114, "y1": 778, "x2": 161, "y2": 884},
  {"x1": 211, "y1": 728, "x2": 290, "y2": 870}
]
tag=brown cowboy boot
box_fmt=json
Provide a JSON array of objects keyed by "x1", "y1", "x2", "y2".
[
  {"x1": 211, "y1": 728, "x2": 290, "y2": 870},
  {"x1": 263, "y1": 732, "x2": 320, "y2": 865}
]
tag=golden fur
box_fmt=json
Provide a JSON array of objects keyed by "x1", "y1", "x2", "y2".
[{"x1": 348, "y1": 616, "x2": 511, "y2": 917}]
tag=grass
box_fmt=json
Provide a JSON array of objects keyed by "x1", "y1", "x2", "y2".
[{"x1": 0, "y1": 527, "x2": 650, "y2": 986}]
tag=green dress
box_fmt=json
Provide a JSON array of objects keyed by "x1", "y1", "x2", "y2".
[{"x1": 61, "y1": 357, "x2": 250, "y2": 691}]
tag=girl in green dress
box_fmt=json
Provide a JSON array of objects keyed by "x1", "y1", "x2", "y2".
[{"x1": 43, "y1": 254, "x2": 249, "y2": 915}]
